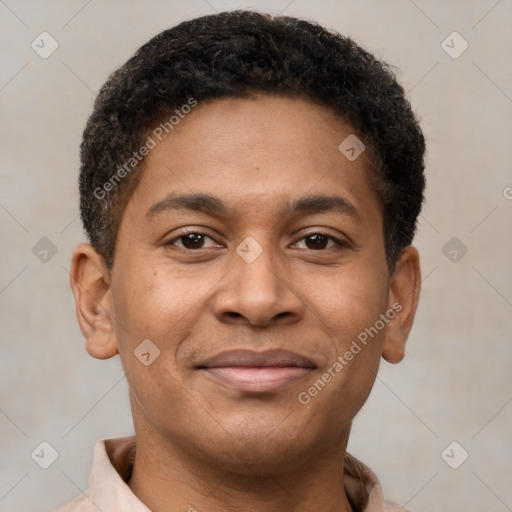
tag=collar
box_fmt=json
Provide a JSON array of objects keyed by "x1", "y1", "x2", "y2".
[{"x1": 66, "y1": 436, "x2": 403, "y2": 512}]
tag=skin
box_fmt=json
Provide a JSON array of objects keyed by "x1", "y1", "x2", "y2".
[{"x1": 70, "y1": 94, "x2": 421, "y2": 512}]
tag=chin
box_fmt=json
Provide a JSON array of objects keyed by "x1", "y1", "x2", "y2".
[{"x1": 199, "y1": 430, "x2": 318, "y2": 477}]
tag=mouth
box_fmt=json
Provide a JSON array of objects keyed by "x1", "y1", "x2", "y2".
[{"x1": 196, "y1": 349, "x2": 316, "y2": 393}]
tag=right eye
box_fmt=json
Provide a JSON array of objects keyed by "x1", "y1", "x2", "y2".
[{"x1": 166, "y1": 231, "x2": 222, "y2": 250}]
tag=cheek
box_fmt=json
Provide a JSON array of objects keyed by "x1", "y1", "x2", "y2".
[
  {"x1": 302, "y1": 264, "x2": 388, "y2": 342},
  {"x1": 297, "y1": 272, "x2": 386, "y2": 432},
  {"x1": 109, "y1": 264, "x2": 198, "y2": 425},
  {"x1": 111, "y1": 262, "x2": 189, "y2": 342},
  {"x1": 306, "y1": 264, "x2": 388, "y2": 409},
  {"x1": 110, "y1": 259, "x2": 223, "y2": 379}
]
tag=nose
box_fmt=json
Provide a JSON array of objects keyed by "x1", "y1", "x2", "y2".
[{"x1": 212, "y1": 240, "x2": 305, "y2": 327}]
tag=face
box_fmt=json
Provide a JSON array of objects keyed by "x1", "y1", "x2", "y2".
[{"x1": 72, "y1": 94, "x2": 420, "y2": 474}]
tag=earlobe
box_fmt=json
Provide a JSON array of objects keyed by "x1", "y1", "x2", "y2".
[
  {"x1": 382, "y1": 246, "x2": 421, "y2": 364},
  {"x1": 69, "y1": 243, "x2": 119, "y2": 360}
]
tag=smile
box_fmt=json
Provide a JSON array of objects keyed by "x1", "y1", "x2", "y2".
[
  {"x1": 197, "y1": 349, "x2": 317, "y2": 393},
  {"x1": 201, "y1": 366, "x2": 315, "y2": 393}
]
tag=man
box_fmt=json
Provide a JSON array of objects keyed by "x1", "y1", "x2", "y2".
[{"x1": 61, "y1": 9, "x2": 424, "y2": 512}]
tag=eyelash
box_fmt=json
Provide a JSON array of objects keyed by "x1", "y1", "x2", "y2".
[{"x1": 166, "y1": 230, "x2": 350, "y2": 251}]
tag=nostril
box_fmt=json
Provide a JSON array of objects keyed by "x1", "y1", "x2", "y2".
[{"x1": 228, "y1": 312, "x2": 242, "y2": 318}]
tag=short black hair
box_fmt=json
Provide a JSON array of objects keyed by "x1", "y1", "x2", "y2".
[{"x1": 79, "y1": 10, "x2": 426, "y2": 272}]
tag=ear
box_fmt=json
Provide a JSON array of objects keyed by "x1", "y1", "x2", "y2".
[
  {"x1": 69, "y1": 243, "x2": 118, "y2": 359},
  {"x1": 382, "y1": 246, "x2": 421, "y2": 364}
]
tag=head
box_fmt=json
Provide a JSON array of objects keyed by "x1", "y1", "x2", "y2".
[{"x1": 71, "y1": 10, "x2": 424, "y2": 475}]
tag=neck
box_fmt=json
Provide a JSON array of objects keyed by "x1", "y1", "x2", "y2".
[{"x1": 127, "y1": 427, "x2": 354, "y2": 512}]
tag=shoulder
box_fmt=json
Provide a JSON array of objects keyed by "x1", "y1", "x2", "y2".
[{"x1": 54, "y1": 493, "x2": 91, "y2": 511}]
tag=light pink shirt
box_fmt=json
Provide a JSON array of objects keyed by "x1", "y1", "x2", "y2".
[{"x1": 56, "y1": 436, "x2": 408, "y2": 512}]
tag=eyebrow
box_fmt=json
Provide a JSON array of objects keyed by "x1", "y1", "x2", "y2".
[{"x1": 145, "y1": 192, "x2": 361, "y2": 221}]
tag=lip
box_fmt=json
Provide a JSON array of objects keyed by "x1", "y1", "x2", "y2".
[{"x1": 197, "y1": 349, "x2": 316, "y2": 393}]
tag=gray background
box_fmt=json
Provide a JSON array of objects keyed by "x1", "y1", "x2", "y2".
[{"x1": 1, "y1": 0, "x2": 511, "y2": 510}]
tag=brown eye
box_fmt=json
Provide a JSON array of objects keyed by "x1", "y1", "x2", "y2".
[
  {"x1": 304, "y1": 234, "x2": 329, "y2": 249},
  {"x1": 180, "y1": 233, "x2": 205, "y2": 249},
  {"x1": 168, "y1": 232, "x2": 219, "y2": 250},
  {"x1": 294, "y1": 233, "x2": 344, "y2": 250}
]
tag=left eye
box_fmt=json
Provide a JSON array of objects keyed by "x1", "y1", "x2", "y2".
[{"x1": 293, "y1": 233, "x2": 343, "y2": 250}]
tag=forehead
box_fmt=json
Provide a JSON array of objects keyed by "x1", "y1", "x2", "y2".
[{"x1": 124, "y1": 94, "x2": 381, "y2": 228}]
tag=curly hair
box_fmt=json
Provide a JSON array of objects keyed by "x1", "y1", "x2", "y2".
[{"x1": 79, "y1": 10, "x2": 426, "y2": 272}]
